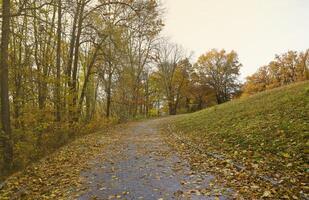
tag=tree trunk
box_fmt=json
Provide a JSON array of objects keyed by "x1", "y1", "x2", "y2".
[
  {"x1": 90, "y1": 81, "x2": 99, "y2": 120},
  {"x1": 55, "y1": 0, "x2": 62, "y2": 121},
  {"x1": 71, "y1": 0, "x2": 86, "y2": 121},
  {"x1": 66, "y1": 1, "x2": 80, "y2": 119},
  {"x1": 197, "y1": 96, "x2": 203, "y2": 110},
  {"x1": 106, "y1": 68, "x2": 112, "y2": 118},
  {"x1": 77, "y1": 47, "x2": 99, "y2": 118},
  {"x1": 216, "y1": 92, "x2": 223, "y2": 104},
  {"x1": 0, "y1": 0, "x2": 13, "y2": 173},
  {"x1": 185, "y1": 97, "x2": 190, "y2": 112},
  {"x1": 85, "y1": 91, "x2": 91, "y2": 122},
  {"x1": 168, "y1": 99, "x2": 176, "y2": 115},
  {"x1": 144, "y1": 79, "x2": 149, "y2": 117}
]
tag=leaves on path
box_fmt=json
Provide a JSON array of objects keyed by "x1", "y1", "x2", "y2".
[
  {"x1": 79, "y1": 120, "x2": 230, "y2": 199},
  {"x1": 0, "y1": 131, "x2": 113, "y2": 199}
]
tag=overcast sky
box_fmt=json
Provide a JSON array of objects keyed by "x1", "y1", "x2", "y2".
[{"x1": 161, "y1": 0, "x2": 309, "y2": 79}]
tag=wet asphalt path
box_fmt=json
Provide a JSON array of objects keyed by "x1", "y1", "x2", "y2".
[{"x1": 78, "y1": 118, "x2": 230, "y2": 200}]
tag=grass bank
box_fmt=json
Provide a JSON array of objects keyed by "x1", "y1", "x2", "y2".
[{"x1": 166, "y1": 81, "x2": 309, "y2": 198}]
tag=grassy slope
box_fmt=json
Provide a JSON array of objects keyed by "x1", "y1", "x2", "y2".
[{"x1": 169, "y1": 81, "x2": 309, "y2": 195}]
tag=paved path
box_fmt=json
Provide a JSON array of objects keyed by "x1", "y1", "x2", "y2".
[{"x1": 78, "y1": 118, "x2": 230, "y2": 200}]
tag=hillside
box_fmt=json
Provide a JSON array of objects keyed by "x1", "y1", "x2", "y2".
[{"x1": 165, "y1": 81, "x2": 309, "y2": 198}]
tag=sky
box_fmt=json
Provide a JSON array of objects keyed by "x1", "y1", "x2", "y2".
[{"x1": 161, "y1": 0, "x2": 309, "y2": 79}]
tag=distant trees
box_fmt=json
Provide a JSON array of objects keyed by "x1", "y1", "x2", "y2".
[
  {"x1": 243, "y1": 50, "x2": 309, "y2": 96},
  {"x1": 195, "y1": 49, "x2": 242, "y2": 104},
  {"x1": 152, "y1": 45, "x2": 242, "y2": 114}
]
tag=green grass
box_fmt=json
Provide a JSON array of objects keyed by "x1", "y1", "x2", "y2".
[{"x1": 170, "y1": 81, "x2": 309, "y2": 183}]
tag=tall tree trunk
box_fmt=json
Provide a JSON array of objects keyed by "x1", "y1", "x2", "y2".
[
  {"x1": 144, "y1": 78, "x2": 149, "y2": 117},
  {"x1": 55, "y1": 0, "x2": 62, "y2": 121},
  {"x1": 77, "y1": 47, "x2": 99, "y2": 118},
  {"x1": 66, "y1": 1, "x2": 80, "y2": 119},
  {"x1": 91, "y1": 81, "x2": 99, "y2": 120},
  {"x1": 197, "y1": 96, "x2": 203, "y2": 110},
  {"x1": 185, "y1": 97, "x2": 190, "y2": 112},
  {"x1": 0, "y1": 0, "x2": 13, "y2": 173},
  {"x1": 71, "y1": 0, "x2": 86, "y2": 121},
  {"x1": 167, "y1": 84, "x2": 176, "y2": 115},
  {"x1": 106, "y1": 64, "x2": 112, "y2": 118},
  {"x1": 168, "y1": 97, "x2": 176, "y2": 115}
]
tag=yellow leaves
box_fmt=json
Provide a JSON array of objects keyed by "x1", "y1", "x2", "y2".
[
  {"x1": 261, "y1": 190, "x2": 272, "y2": 198},
  {"x1": 50, "y1": 193, "x2": 57, "y2": 198},
  {"x1": 281, "y1": 152, "x2": 291, "y2": 158}
]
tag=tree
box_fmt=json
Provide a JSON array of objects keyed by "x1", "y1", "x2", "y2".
[
  {"x1": 242, "y1": 66, "x2": 270, "y2": 96},
  {"x1": 168, "y1": 58, "x2": 191, "y2": 114},
  {"x1": 186, "y1": 70, "x2": 216, "y2": 111},
  {"x1": 0, "y1": 0, "x2": 13, "y2": 173},
  {"x1": 154, "y1": 39, "x2": 186, "y2": 115},
  {"x1": 195, "y1": 49, "x2": 242, "y2": 104},
  {"x1": 55, "y1": 0, "x2": 62, "y2": 121}
]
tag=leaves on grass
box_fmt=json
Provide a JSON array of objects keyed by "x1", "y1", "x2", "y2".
[{"x1": 162, "y1": 82, "x2": 309, "y2": 199}]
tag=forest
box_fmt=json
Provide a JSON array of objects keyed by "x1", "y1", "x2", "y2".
[{"x1": 0, "y1": 0, "x2": 308, "y2": 199}]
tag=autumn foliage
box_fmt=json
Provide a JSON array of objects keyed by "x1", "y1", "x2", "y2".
[{"x1": 243, "y1": 50, "x2": 309, "y2": 96}]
